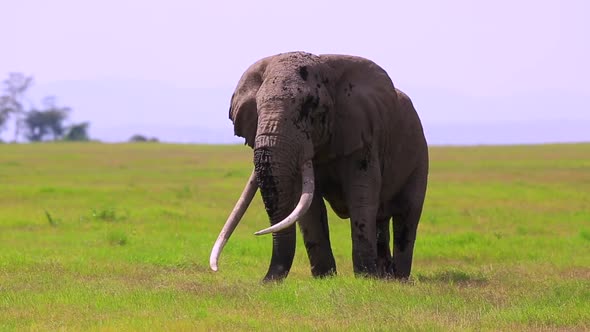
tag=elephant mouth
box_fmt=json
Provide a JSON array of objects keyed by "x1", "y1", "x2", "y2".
[{"x1": 209, "y1": 160, "x2": 315, "y2": 272}]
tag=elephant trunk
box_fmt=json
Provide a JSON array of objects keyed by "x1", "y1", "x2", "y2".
[
  {"x1": 254, "y1": 160, "x2": 314, "y2": 235},
  {"x1": 253, "y1": 133, "x2": 313, "y2": 281}
]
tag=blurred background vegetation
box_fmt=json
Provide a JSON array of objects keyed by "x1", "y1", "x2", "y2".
[{"x1": 0, "y1": 72, "x2": 155, "y2": 143}]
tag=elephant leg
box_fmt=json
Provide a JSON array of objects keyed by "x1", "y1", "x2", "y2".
[
  {"x1": 298, "y1": 191, "x2": 336, "y2": 278},
  {"x1": 348, "y1": 204, "x2": 379, "y2": 277},
  {"x1": 376, "y1": 217, "x2": 393, "y2": 277},
  {"x1": 347, "y1": 186, "x2": 380, "y2": 277},
  {"x1": 342, "y1": 149, "x2": 381, "y2": 277},
  {"x1": 392, "y1": 169, "x2": 427, "y2": 280},
  {"x1": 263, "y1": 225, "x2": 297, "y2": 282}
]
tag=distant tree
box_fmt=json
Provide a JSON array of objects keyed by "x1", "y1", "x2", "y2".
[
  {"x1": 129, "y1": 134, "x2": 148, "y2": 142},
  {"x1": 1, "y1": 73, "x2": 89, "y2": 143},
  {"x1": 23, "y1": 97, "x2": 70, "y2": 142},
  {"x1": 24, "y1": 111, "x2": 54, "y2": 141},
  {"x1": 0, "y1": 96, "x2": 10, "y2": 132},
  {"x1": 129, "y1": 134, "x2": 159, "y2": 142},
  {"x1": 64, "y1": 122, "x2": 90, "y2": 141},
  {"x1": 1, "y1": 73, "x2": 34, "y2": 142}
]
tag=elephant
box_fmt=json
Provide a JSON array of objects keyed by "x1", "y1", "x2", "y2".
[{"x1": 210, "y1": 51, "x2": 428, "y2": 282}]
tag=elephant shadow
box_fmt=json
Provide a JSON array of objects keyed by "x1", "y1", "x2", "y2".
[{"x1": 414, "y1": 269, "x2": 488, "y2": 286}]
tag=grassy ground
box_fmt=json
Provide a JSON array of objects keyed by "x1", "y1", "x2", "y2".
[{"x1": 0, "y1": 142, "x2": 589, "y2": 331}]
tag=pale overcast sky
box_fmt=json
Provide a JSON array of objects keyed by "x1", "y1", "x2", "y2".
[{"x1": 1, "y1": 0, "x2": 589, "y2": 143}]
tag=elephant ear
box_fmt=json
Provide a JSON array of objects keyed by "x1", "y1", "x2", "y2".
[
  {"x1": 320, "y1": 54, "x2": 397, "y2": 157},
  {"x1": 229, "y1": 59, "x2": 269, "y2": 148}
]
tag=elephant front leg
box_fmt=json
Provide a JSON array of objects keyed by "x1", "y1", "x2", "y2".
[
  {"x1": 263, "y1": 225, "x2": 297, "y2": 282},
  {"x1": 349, "y1": 204, "x2": 379, "y2": 276},
  {"x1": 298, "y1": 190, "x2": 336, "y2": 278},
  {"x1": 347, "y1": 185, "x2": 380, "y2": 277},
  {"x1": 342, "y1": 149, "x2": 381, "y2": 277}
]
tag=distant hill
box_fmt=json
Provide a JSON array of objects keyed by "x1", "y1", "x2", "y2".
[
  {"x1": 0, "y1": 78, "x2": 586, "y2": 145},
  {"x1": 425, "y1": 120, "x2": 590, "y2": 145}
]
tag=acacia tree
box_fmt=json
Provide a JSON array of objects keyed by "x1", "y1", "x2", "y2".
[
  {"x1": 0, "y1": 96, "x2": 10, "y2": 134},
  {"x1": 64, "y1": 122, "x2": 90, "y2": 141},
  {"x1": 1, "y1": 72, "x2": 90, "y2": 142},
  {"x1": 23, "y1": 96, "x2": 70, "y2": 142},
  {"x1": 1, "y1": 73, "x2": 34, "y2": 142}
]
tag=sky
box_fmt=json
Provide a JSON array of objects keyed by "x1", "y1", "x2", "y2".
[{"x1": 1, "y1": 0, "x2": 589, "y2": 144}]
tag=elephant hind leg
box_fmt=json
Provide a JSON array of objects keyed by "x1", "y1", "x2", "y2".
[
  {"x1": 376, "y1": 217, "x2": 393, "y2": 278},
  {"x1": 392, "y1": 168, "x2": 427, "y2": 280}
]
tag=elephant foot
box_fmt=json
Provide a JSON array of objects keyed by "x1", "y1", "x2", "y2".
[
  {"x1": 377, "y1": 256, "x2": 394, "y2": 278},
  {"x1": 261, "y1": 274, "x2": 288, "y2": 284},
  {"x1": 352, "y1": 258, "x2": 379, "y2": 278},
  {"x1": 312, "y1": 268, "x2": 337, "y2": 279},
  {"x1": 261, "y1": 262, "x2": 292, "y2": 283},
  {"x1": 311, "y1": 263, "x2": 337, "y2": 278},
  {"x1": 390, "y1": 259, "x2": 414, "y2": 282}
]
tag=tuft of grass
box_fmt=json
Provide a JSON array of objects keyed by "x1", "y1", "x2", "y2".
[
  {"x1": 44, "y1": 210, "x2": 59, "y2": 227},
  {"x1": 173, "y1": 185, "x2": 192, "y2": 199},
  {"x1": 91, "y1": 207, "x2": 127, "y2": 222},
  {"x1": 107, "y1": 230, "x2": 128, "y2": 246}
]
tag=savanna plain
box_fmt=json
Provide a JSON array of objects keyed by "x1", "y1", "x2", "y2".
[{"x1": 0, "y1": 143, "x2": 589, "y2": 331}]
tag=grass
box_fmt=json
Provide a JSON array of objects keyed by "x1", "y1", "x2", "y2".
[{"x1": 0, "y1": 142, "x2": 589, "y2": 331}]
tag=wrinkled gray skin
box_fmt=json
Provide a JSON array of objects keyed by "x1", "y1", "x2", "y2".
[{"x1": 229, "y1": 51, "x2": 428, "y2": 282}]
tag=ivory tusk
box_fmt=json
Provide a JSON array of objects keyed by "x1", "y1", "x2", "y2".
[{"x1": 209, "y1": 170, "x2": 258, "y2": 271}]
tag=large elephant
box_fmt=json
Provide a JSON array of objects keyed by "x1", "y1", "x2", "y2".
[{"x1": 210, "y1": 51, "x2": 428, "y2": 282}]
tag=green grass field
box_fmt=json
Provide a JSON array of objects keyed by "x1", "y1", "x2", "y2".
[{"x1": 1, "y1": 143, "x2": 589, "y2": 331}]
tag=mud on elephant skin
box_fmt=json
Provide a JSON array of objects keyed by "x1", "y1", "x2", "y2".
[{"x1": 210, "y1": 51, "x2": 428, "y2": 282}]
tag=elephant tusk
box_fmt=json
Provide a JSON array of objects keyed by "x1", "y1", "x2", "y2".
[
  {"x1": 254, "y1": 160, "x2": 314, "y2": 236},
  {"x1": 210, "y1": 170, "x2": 258, "y2": 271}
]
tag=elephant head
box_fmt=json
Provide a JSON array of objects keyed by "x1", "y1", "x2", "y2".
[{"x1": 210, "y1": 51, "x2": 423, "y2": 281}]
